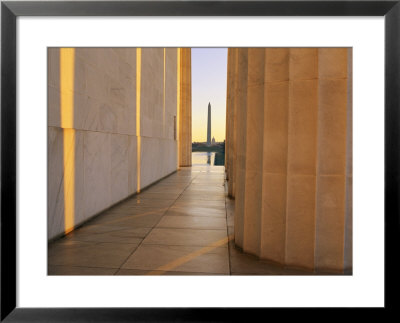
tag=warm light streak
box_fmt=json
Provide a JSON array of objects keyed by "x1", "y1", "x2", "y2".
[
  {"x1": 146, "y1": 235, "x2": 234, "y2": 275},
  {"x1": 136, "y1": 48, "x2": 142, "y2": 193},
  {"x1": 100, "y1": 209, "x2": 163, "y2": 226},
  {"x1": 62, "y1": 129, "x2": 75, "y2": 234},
  {"x1": 60, "y1": 48, "x2": 75, "y2": 234},
  {"x1": 163, "y1": 48, "x2": 166, "y2": 137},
  {"x1": 177, "y1": 48, "x2": 181, "y2": 167}
]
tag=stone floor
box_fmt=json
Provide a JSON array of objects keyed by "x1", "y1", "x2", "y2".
[{"x1": 48, "y1": 165, "x2": 322, "y2": 276}]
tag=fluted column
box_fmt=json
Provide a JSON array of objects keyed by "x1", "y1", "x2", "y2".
[
  {"x1": 225, "y1": 50, "x2": 234, "y2": 178},
  {"x1": 226, "y1": 48, "x2": 238, "y2": 198},
  {"x1": 229, "y1": 47, "x2": 352, "y2": 273},
  {"x1": 285, "y1": 48, "x2": 319, "y2": 270},
  {"x1": 344, "y1": 49, "x2": 353, "y2": 274},
  {"x1": 234, "y1": 48, "x2": 248, "y2": 249},
  {"x1": 179, "y1": 48, "x2": 192, "y2": 166},
  {"x1": 314, "y1": 48, "x2": 349, "y2": 272},
  {"x1": 241, "y1": 48, "x2": 265, "y2": 256},
  {"x1": 260, "y1": 48, "x2": 289, "y2": 263}
]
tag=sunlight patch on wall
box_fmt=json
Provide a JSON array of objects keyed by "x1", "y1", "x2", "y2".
[
  {"x1": 136, "y1": 48, "x2": 142, "y2": 193},
  {"x1": 163, "y1": 48, "x2": 166, "y2": 137},
  {"x1": 177, "y1": 48, "x2": 181, "y2": 167},
  {"x1": 60, "y1": 48, "x2": 75, "y2": 234}
]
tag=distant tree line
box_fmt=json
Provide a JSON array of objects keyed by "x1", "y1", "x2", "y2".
[{"x1": 192, "y1": 141, "x2": 225, "y2": 166}]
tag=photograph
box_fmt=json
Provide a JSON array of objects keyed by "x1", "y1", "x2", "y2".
[
  {"x1": 47, "y1": 47, "x2": 352, "y2": 276},
  {"x1": 2, "y1": 0, "x2": 398, "y2": 319}
]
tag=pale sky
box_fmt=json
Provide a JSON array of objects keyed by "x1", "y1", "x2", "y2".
[{"x1": 191, "y1": 48, "x2": 227, "y2": 143}]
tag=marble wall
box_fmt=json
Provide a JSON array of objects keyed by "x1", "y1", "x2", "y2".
[
  {"x1": 48, "y1": 48, "x2": 182, "y2": 240},
  {"x1": 226, "y1": 48, "x2": 352, "y2": 273}
]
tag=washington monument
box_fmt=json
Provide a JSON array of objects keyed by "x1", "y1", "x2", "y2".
[{"x1": 207, "y1": 102, "x2": 211, "y2": 146}]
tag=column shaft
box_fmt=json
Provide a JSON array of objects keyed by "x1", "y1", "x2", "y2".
[
  {"x1": 260, "y1": 48, "x2": 289, "y2": 263},
  {"x1": 228, "y1": 49, "x2": 238, "y2": 197},
  {"x1": 229, "y1": 47, "x2": 352, "y2": 273},
  {"x1": 285, "y1": 48, "x2": 319, "y2": 270},
  {"x1": 179, "y1": 48, "x2": 192, "y2": 166},
  {"x1": 344, "y1": 49, "x2": 353, "y2": 273},
  {"x1": 242, "y1": 48, "x2": 265, "y2": 255},
  {"x1": 314, "y1": 48, "x2": 349, "y2": 272},
  {"x1": 234, "y1": 48, "x2": 248, "y2": 249}
]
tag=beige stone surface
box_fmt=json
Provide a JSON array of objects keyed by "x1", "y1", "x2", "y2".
[
  {"x1": 165, "y1": 48, "x2": 178, "y2": 140},
  {"x1": 233, "y1": 48, "x2": 248, "y2": 250},
  {"x1": 241, "y1": 49, "x2": 265, "y2": 256},
  {"x1": 74, "y1": 93, "x2": 99, "y2": 132},
  {"x1": 121, "y1": 244, "x2": 229, "y2": 274},
  {"x1": 265, "y1": 48, "x2": 289, "y2": 82},
  {"x1": 110, "y1": 134, "x2": 129, "y2": 204},
  {"x1": 48, "y1": 85, "x2": 61, "y2": 128},
  {"x1": 48, "y1": 48, "x2": 60, "y2": 89},
  {"x1": 142, "y1": 228, "x2": 228, "y2": 247},
  {"x1": 315, "y1": 175, "x2": 346, "y2": 271},
  {"x1": 179, "y1": 48, "x2": 192, "y2": 166},
  {"x1": 83, "y1": 131, "x2": 111, "y2": 218},
  {"x1": 289, "y1": 48, "x2": 318, "y2": 80},
  {"x1": 285, "y1": 175, "x2": 316, "y2": 269},
  {"x1": 156, "y1": 215, "x2": 226, "y2": 230},
  {"x1": 141, "y1": 48, "x2": 164, "y2": 139},
  {"x1": 48, "y1": 48, "x2": 61, "y2": 128},
  {"x1": 127, "y1": 135, "x2": 138, "y2": 195},
  {"x1": 318, "y1": 79, "x2": 347, "y2": 175},
  {"x1": 48, "y1": 240, "x2": 138, "y2": 268},
  {"x1": 73, "y1": 130, "x2": 85, "y2": 225},
  {"x1": 49, "y1": 165, "x2": 347, "y2": 276},
  {"x1": 48, "y1": 48, "x2": 180, "y2": 240},
  {"x1": 287, "y1": 79, "x2": 318, "y2": 175},
  {"x1": 226, "y1": 48, "x2": 238, "y2": 197},
  {"x1": 227, "y1": 47, "x2": 352, "y2": 272},
  {"x1": 260, "y1": 173, "x2": 287, "y2": 263},
  {"x1": 48, "y1": 126, "x2": 64, "y2": 238},
  {"x1": 344, "y1": 48, "x2": 353, "y2": 273},
  {"x1": 48, "y1": 265, "x2": 118, "y2": 275},
  {"x1": 318, "y1": 48, "x2": 348, "y2": 79},
  {"x1": 263, "y1": 81, "x2": 289, "y2": 173},
  {"x1": 344, "y1": 175, "x2": 353, "y2": 272}
]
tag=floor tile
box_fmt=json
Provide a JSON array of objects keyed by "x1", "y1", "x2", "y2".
[
  {"x1": 47, "y1": 165, "x2": 341, "y2": 276},
  {"x1": 121, "y1": 244, "x2": 229, "y2": 274},
  {"x1": 229, "y1": 245, "x2": 312, "y2": 275},
  {"x1": 48, "y1": 240, "x2": 138, "y2": 268},
  {"x1": 156, "y1": 215, "x2": 226, "y2": 230},
  {"x1": 173, "y1": 200, "x2": 226, "y2": 209},
  {"x1": 142, "y1": 228, "x2": 228, "y2": 247},
  {"x1": 115, "y1": 269, "x2": 223, "y2": 275},
  {"x1": 48, "y1": 265, "x2": 118, "y2": 275},
  {"x1": 64, "y1": 226, "x2": 150, "y2": 244},
  {"x1": 167, "y1": 206, "x2": 226, "y2": 217},
  {"x1": 179, "y1": 193, "x2": 226, "y2": 201},
  {"x1": 91, "y1": 212, "x2": 164, "y2": 228},
  {"x1": 120, "y1": 198, "x2": 175, "y2": 208},
  {"x1": 133, "y1": 192, "x2": 181, "y2": 200}
]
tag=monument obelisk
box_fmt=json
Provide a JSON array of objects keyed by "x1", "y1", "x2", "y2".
[{"x1": 207, "y1": 102, "x2": 211, "y2": 146}]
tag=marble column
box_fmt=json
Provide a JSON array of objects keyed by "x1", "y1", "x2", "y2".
[
  {"x1": 226, "y1": 48, "x2": 238, "y2": 198},
  {"x1": 225, "y1": 49, "x2": 234, "y2": 175},
  {"x1": 260, "y1": 48, "x2": 289, "y2": 263},
  {"x1": 234, "y1": 48, "x2": 248, "y2": 249},
  {"x1": 179, "y1": 48, "x2": 192, "y2": 167},
  {"x1": 228, "y1": 47, "x2": 352, "y2": 273},
  {"x1": 241, "y1": 48, "x2": 265, "y2": 256},
  {"x1": 285, "y1": 48, "x2": 319, "y2": 270},
  {"x1": 344, "y1": 49, "x2": 353, "y2": 274},
  {"x1": 314, "y1": 48, "x2": 349, "y2": 272}
]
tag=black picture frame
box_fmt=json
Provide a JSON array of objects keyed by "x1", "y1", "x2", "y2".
[{"x1": 1, "y1": 0, "x2": 399, "y2": 321}]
